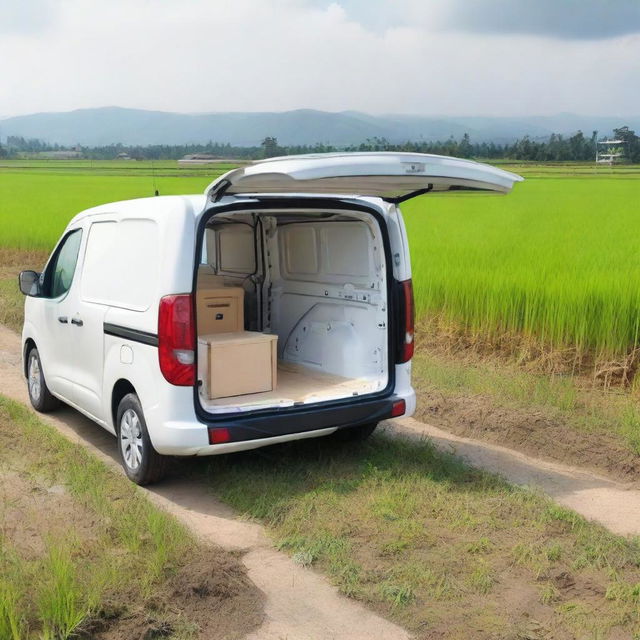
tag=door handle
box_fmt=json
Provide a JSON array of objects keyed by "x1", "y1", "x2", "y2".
[
  {"x1": 71, "y1": 317, "x2": 83, "y2": 327},
  {"x1": 58, "y1": 316, "x2": 68, "y2": 324}
]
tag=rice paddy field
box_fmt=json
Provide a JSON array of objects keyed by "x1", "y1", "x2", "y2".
[
  {"x1": 1, "y1": 158, "x2": 639, "y2": 360},
  {"x1": 404, "y1": 167, "x2": 640, "y2": 359}
]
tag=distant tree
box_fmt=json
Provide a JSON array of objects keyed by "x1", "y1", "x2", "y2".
[
  {"x1": 261, "y1": 136, "x2": 280, "y2": 158},
  {"x1": 613, "y1": 126, "x2": 640, "y2": 163},
  {"x1": 458, "y1": 133, "x2": 472, "y2": 158}
]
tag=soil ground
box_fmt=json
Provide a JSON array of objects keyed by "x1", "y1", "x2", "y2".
[
  {"x1": 412, "y1": 326, "x2": 640, "y2": 484},
  {"x1": 414, "y1": 382, "x2": 640, "y2": 482},
  {"x1": 0, "y1": 403, "x2": 264, "y2": 640}
]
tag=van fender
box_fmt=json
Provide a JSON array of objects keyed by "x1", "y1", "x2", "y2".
[
  {"x1": 21, "y1": 322, "x2": 39, "y2": 378},
  {"x1": 102, "y1": 336, "x2": 161, "y2": 437}
]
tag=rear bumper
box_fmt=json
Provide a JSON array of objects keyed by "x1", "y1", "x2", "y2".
[
  {"x1": 151, "y1": 390, "x2": 415, "y2": 456},
  {"x1": 207, "y1": 394, "x2": 405, "y2": 441},
  {"x1": 195, "y1": 426, "x2": 338, "y2": 456}
]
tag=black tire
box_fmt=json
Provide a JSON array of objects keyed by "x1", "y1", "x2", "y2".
[
  {"x1": 116, "y1": 393, "x2": 167, "y2": 485},
  {"x1": 331, "y1": 422, "x2": 378, "y2": 442},
  {"x1": 26, "y1": 347, "x2": 60, "y2": 413}
]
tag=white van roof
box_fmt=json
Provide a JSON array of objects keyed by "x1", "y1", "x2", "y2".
[
  {"x1": 204, "y1": 152, "x2": 523, "y2": 202},
  {"x1": 66, "y1": 195, "x2": 208, "y2": 228}
]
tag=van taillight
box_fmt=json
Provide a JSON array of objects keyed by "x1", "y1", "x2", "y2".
[
  {"x1": 158, "y1": 294, "x2": 195, "y2": 386},
  {"x1": 391, "y1": 399, "x2": 406, "y2": 418},
  {"x1": 396, "y1": 279, "x2": 414, "y2": 363}
]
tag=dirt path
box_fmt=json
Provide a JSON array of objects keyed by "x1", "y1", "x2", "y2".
[
  {"x1": 0, "y1": 325, "x2": 408, "y2": 640},
  {"x1": 387, "y1": 418, "x2": 640, "y2": 537}
]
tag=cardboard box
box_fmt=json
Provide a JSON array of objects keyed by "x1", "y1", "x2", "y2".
[
  {"x1": 199, "y1": 331, "x2": 278, "y2": 399},
  {"x1": 197, "y1": 287, "x2": 244, "y2": 334}
]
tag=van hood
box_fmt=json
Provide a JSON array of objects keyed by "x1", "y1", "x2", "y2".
[{"x1": 204, "y1": 152, "x2": 523, "y2": 202}]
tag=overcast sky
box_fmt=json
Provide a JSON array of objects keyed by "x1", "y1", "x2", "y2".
[{"x1": 1, "y1": 0, "x2": 639, "y2": 118}]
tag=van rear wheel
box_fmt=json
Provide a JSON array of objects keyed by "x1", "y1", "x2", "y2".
[
  {"x1": 27, "y1": 347, "x2": 59, "y2": 412},
  {"x1": 332, "y1": 422, "x2": 378, "y2": 442},
  {"x1": 116, "y1": 393, "x2": 167, "y2": 485}
]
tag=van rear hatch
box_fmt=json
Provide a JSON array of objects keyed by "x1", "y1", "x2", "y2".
[{"x1": 204, "y1": 152, "x2": 523, "y2": 202}]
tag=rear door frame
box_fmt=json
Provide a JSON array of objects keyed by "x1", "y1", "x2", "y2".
[{"x1": 192, "y1": 195, "x2": 400, "y2": 424}]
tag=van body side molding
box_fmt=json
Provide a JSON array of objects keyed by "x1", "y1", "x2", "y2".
[{"x1": 103, "y1": 323, "x2": 159, "y2": 347}]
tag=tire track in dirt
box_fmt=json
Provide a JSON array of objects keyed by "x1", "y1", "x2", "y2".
[{"x1": 0, "y1": 324, "x2": 409, "y2": 640}]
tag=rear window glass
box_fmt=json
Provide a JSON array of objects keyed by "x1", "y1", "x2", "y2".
[{"x1": 81, "y1": 219, "x2": 159, "y2": 311}]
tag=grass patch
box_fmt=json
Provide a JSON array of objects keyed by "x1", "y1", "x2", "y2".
[
  {"x1": 198, "y1": 431, "x2": 640, "y2": 637},
  {"x1": 0, "y1": 249, "x2": 48, "y2": 333},
  {"x1": 0, "y1": 396, "x2": 262, "y2": 639},
  {"x1": 415, "y1": 346, "x2": 578, "y2": 411},
  {"x1": 36, "y1": 543, "x2": 95, "y2": 640},
  {"x1": 0, "y1": 278, "x2": 24, "y2": 333}
]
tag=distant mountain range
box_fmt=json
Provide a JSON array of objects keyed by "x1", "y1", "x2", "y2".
[{"x1": 1, "y1": 107, "x2": 638, "y2": 147}]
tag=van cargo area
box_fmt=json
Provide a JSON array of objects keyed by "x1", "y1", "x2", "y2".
[{"x1": 196, "y1": 207, "x2": 390, "y2": 414}]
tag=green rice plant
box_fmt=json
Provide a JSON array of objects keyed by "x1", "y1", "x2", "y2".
[
  {"x1": 36, "y1": 543, "x2": 92, "y2": 640},
  {"x1": 403, "y1": 177, "x2": 640, "y2": 358},
  {"x1": 0, "y1": 578, "x2": 25, "y2": 640},
  {"x1": 0, "y1": 169, "x2": 213, "y2": 250},
  {"x1": 620, "y1": 406, "x2": 640, "y2": 454},
  {"x1": 3, "y1": 162, "x2": 640, "y2": 359}
]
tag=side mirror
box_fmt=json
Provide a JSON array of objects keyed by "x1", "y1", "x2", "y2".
[{"x1": 18, "y1": 270, "x2": 41, "y2": 297}]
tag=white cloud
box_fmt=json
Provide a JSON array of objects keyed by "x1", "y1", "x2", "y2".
[
  {"x1": 0, "y1": 0, "x2": 58, "y2": 35},
  {"x1": 0, "y1": 0, "x2": 638, "y2": 118}
]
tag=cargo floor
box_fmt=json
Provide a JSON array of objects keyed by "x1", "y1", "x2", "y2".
[{"x1": 200, "y1": 361, "x2": 381, "y2": 413}]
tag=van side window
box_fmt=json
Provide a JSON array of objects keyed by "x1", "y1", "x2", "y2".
[{"x1": 47, "y1": 229, "x2": 83, "y2": 298}]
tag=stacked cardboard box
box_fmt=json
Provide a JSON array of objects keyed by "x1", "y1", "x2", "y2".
[{"x1": 197, "y1": 287, "x2": 278, "y2": 399}]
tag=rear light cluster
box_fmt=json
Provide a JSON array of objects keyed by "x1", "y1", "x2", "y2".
[
  {"x1": 396, "y1": 279, "x2": 415, "y2": 363},
  {"x1": 208, "y1": 427, "x2": 231, "y2": 444},
  {"x1": 391, "y1": 399, "x2": 406, "y2": 418},
  {"x1": 158, "y1": 294, "x2": 195, "y2": 386}
]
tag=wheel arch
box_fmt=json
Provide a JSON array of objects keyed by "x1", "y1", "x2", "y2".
[
  {"x1": 111, "y1": 379, "x2": 137, "y2": 431},
  {"x1": 23, "y1": 338, "x2": 37, "y2": 378}
]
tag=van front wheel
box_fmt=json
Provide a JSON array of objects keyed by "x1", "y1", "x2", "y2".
[
  {"x1": 116, "y1": 393, "x2": 167, "y2": 485},
  {"x1": 27, "y1": 347, "x2": 59, "y2": 413}
]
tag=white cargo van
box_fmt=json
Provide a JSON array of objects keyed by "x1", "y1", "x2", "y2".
[{"x1": 18, "y1": 153, "x2": 522, "y2": 484}]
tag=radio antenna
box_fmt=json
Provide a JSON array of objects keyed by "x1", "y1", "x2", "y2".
[{"x1": 152, "y1": 158, "x2": 159, "y2": 196}]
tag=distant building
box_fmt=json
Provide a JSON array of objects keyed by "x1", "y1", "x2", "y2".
[
  {"x1": 596, "y1": 140, "x2": 625, "y2": 165},
  {"x1": 178, "y1": 153, "x2": 224, "y2": 166},
  {"x1": 35, "y1": 150, "x2": 83, "y2": 159},
  {"x1": 116, "y1": 152, "x2": 132, "y2": 160}
]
